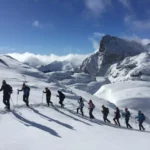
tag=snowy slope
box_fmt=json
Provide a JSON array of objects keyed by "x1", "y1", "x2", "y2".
[
  {"x1": 95, "y1": 81, "x2": 150, "y2": 114},
  {"x1": 0, "y1": 55, "x2": 150, "y2": 150}
]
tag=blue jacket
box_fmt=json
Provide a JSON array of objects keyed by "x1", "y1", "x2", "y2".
[{"x1": 136, "y1": 113, "x2": 145, "y2": 122}]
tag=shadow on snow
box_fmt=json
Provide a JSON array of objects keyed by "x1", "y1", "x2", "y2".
[
  {"x1": 29, "y1": 107, "x2": 75, "y2": 131},
  {"x1": 11, "y1": 110, "x2": 61, "y2": 138}
]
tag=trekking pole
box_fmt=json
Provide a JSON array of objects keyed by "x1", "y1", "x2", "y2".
[
  {"x1": 17, "y1": 90, "x2": 19, "y2": 106},
  {"x1": 42, "y1": 93, "x2": 44, "y2": 104},
  {"x1": 10, "y1": 96, "x2": 15, "y2": 108}
]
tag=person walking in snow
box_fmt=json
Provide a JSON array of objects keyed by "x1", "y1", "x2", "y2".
[
  {"x1": 102, "y1": 105, "x2": 111, "y2": 123},
  {"x1": 43, "y1": 87, "x2": 53, "y2": 106},
  {"x1": 122, "y1": 108, "x2": 132, "y2": 129},
  {"x1": 135, "y1": 111, "x2": 145, "y2": 131},
  {"x1": 57, "y1": 90, "x2": 65, "y2": 107},
  {"x1": 77, "y1": 96, "x2": 84, "y2": 116},
  {"x1": 0, "y1": 80, "x2": 12, "y2": 110},
  {"x1": 88, "y1": 100, "x2": 95, "y2": 119},
  {"x1": 18, "y1": 83, "x2": 30, "y2": 107},
  {"x1": 113, "y1": 107, "x2": 121, "y2": 126}
]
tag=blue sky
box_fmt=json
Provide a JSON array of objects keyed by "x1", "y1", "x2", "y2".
[{"x1": 0, "y1": 0, "x2": 150, "y2": 55}]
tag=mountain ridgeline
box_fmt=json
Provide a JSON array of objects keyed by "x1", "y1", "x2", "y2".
[{"x1": 77, "y1": 35, "x2": 148, "y2": 77}]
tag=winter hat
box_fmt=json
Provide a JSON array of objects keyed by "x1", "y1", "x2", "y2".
[{"x1": 2, "y1": 80, "x2": 6, "y2": 85}]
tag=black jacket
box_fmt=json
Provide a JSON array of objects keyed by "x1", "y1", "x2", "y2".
[
  {"x1": 58, "y1": 91, "x2": 65, "y2": 100},
  {"x1": 0, "y1": 84, "x2": 12, "y2": 96},
  {"x1": 44, "y1": 89, "x2": 51, "y2": 97}
]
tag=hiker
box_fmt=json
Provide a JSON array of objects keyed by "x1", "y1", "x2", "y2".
[
  {"x1": 57, "y1": 90, "x2": 65, "y2": 107},
  {"x1": 102, "y1": 105, "x2": 111, "y2": 123},
  {"x1": 122, "y1": 108, "x2": 132, "y2": 129},
  {"x1": 88, "y1": 100, "x2": 95, "y2": 119},
  {"x1": 113, "y1": 107, "x2": 121, "y2": 126},
  {"x1": 18, "y1": 83, "x2": 30, "y2": 107},
  {"x1": 135, "y1": 111, "x2": 145, "y2": 131},
  {"x1": 77, "y1": 97, "x2": 84, "y2": 116},
  {"x1": 0, "y1": 80, "x2": 12, "y2": 110},
  {"x1": 43, "y1": 87, "x2": 53, "y2": 106}
]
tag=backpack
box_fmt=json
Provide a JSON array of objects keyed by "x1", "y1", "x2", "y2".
[
  {"x1": 127, "y1": 111, "x2": 131, "y2": 118},
  {"x1": 80, "y1": 101, "x2": 84, "y2": 107},
  {"x1": 8, "y1": 85, "x2": 13, "y2": 94},
  {"x1": 92, "y1": 103, "x2": 95, "y2": 109},
  {"x1": 61, "y1": 93, "x2": 65, "y2": 99},
  {"x1": 27, "y1": 86, "x2": 30, "y2": 92},
  {"x1": 142, "y1": 113, "x2": 145, "y2": 121},
  {"x1": 106, "y1": 108, "x2": 109, "y2": 114}
]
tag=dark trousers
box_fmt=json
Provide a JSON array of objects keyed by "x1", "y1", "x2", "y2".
[
  {"x1": 59, "y1": 98, "x2": 64, "y2": 107},
  {"x1": 89, "y1": 108, "x2": 95, "y2": 119},
  {"x1": 125, "y1": 118, "x2": 132, "y2": 128},
  {"x1": 46, "y1": 96, "x2": 53, "y2": 106},
  {"x1": 139, "y1": 121, "x2": 145, "y2": 131},
  {"x1": 77, "y1": 107, "x2": 84, "y2": 116},
  {"x1": 103, "y1": 114, "x2": 110, "y2": 123},
  {"x1": 113, "y1": 117, "x2": 120, "y2": 126},
  {"x1": 23, "y1": 94, "x2": 29, "y2": 107},
  {"x1": 3, "y1": 95, "x2": 10, "y2": 109}
]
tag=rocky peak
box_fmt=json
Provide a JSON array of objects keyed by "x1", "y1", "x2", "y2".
[{"x1": 77, "y1": 35, "x2": 147, "y2": 76}]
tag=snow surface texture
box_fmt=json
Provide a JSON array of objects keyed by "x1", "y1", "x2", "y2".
[
  {"x1": 106, "y1": 52, "x2": 150, "y2": 82},
  {"x1": 78, "y1": 35, "x2": 147, "y2": 76},
  {"x1": 0, "y1": 55, "x2": 150, "y2": 150}
]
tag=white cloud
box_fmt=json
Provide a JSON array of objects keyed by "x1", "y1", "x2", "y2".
[
  {"x1": 118, "y1": 0, "x2": 131, "y2": 10},
  {"x1": 7, "y1": 52, "x2": 90, "y2": 68},
  {"x1": 88, "y1": 32, "x2": 105, "y2": 52},
  {"x1": 89, "y1": 38, "x2": 100, "y2": 52},
  {"x1": 32, "y1": 20, "x2": 42, "y2": 28},
  {"x1": 124, "y1": 15, "x2": 150, "y2": 30},
  {"x1": 122, "y1": 34, "x2": 150, "y2": 46},
  {"x1": 84, "y1": 0, "x2": 111, "y2": 17},
  {"x1": 93, "y1": 32, "x2": 105, "y2": 37}
]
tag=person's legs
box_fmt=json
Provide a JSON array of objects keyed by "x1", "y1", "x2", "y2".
[
  {"x1": 46, "y1": 96, "x2": 50, "y2": 106},
  {"x1": 3, "y1": 96, "x2": 7, "y2": 107},
  {"x1": 113, "y1": 117, "x2": 117, "y2": 125},
  {"x1": 105, "y1": 114, "x2": 111, "y2": 123},
  {"x1": 117, "y1": 118, "x2": 120, "y2": 126},
  {"x1": 77, "y1": 107, "x2": 79, "y2": 113},
  {"x1": 80, "y1": 107, "x2": 84, "y2": 116},
  {"x1": 23, "y1": 95, "x2": 26, "y2": 103}
]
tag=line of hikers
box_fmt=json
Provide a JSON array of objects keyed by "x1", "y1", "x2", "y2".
[
  {"x1": 0, "y1": 80, "x2": 146, "y2": 131},
  {"x1": 77, "y1": 97, "x2": 146, "y2": 131}
]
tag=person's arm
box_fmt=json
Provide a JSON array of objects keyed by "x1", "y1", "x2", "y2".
[
  {"x1": 18, "y1": 87, "x2": 23, "y2": 92},
  {"x1": 43, "y1": 91, "x2": 46, "y2": 93},
  {"x1": 0, "y1": 85, "x2": 3, "y2": 91}
]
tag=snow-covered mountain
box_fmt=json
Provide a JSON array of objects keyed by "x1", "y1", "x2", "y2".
[
  {"x1": 0, "y1": 53, "x2": 150, "y2": 150},
  {"x1": 106, "y1": 52, "x2": 150, "y2": 82},
  {"x1": 77, "y1": 35, "x2": 147, "y2": 76}
]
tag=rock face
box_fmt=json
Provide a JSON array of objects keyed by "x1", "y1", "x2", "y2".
[{"x1": 78, "y1": 35, "x2": 147, "y2": 76}]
